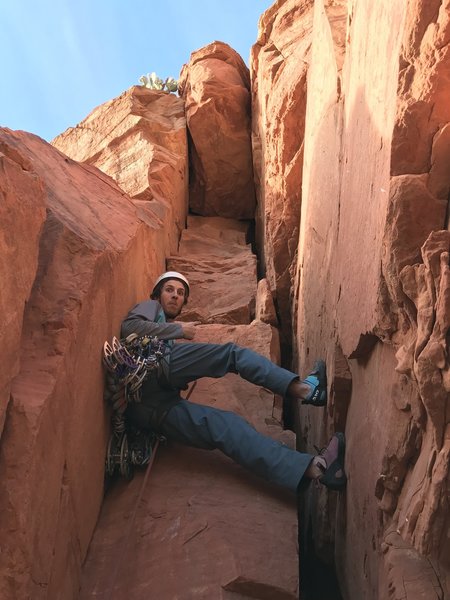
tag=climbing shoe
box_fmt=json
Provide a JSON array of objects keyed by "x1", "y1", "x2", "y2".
[
  {"x1": 301, "y1": 359, "x2": 327, "y2": 406},
  {"x1": 316, "y1": 432, "x2": 347, "y2": 491}
]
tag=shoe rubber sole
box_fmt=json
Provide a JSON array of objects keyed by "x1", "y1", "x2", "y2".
[
  {"x1": 302, "y1": 359, "x2": 327, "y2": 406},
  {"x1": 320, "y1": 432, "x2": 347, "y2": 491}
]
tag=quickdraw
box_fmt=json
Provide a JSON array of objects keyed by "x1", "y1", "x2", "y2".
[
  {"x1": 102, "y1": 333, "x2": 168, "y2": 480},
  {"x1": 103, "y1": 334, "x2": 167, "y2": 400}
]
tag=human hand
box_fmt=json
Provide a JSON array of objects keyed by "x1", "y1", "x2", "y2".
[{"x1": 181, "y1": 322, "x2": 201, "y2": 339}]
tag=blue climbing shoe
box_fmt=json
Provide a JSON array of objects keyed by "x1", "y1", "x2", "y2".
[
  {"x1": 302, "y1": 360, "x2": 327, "y2": 406},
  {"x1": 317, "y1": 432, "x2": 347, "y2": 491}
]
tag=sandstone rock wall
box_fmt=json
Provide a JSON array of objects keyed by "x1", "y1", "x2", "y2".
[
  {"x1": 251, "y1": 0, "x2": 347, "y2": 356},
  {"x1": 167, "y1": 216, "x2": 257, "y2": 324},
  {"x1": 4, "y1": 0, "x2": 450, "y2": 597},
  {"x1": 179, "y1": 42, "x2": 256, "y2": 219},
  {"x1": 52, "y1": 86, "x2": 188, "y2": 256},
  {"x1": 0, "y1": 127, "x2": 186, "y2": 599},
  {"x1": 79, "y1": 217, "x2": 298, "y2": 600},
  {"x1": 276, "y1": 0, "x2": 450, "y2": 598},
  {"x1": 0, "y1": 143, "x2": 46, "y2": 436},
  {"x1": 0, "y1": 88, "x2": 297, "y2": 597}
]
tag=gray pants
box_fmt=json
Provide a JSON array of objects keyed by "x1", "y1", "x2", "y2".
[{"x1": 126, "y1": 342, "x2": 314, "y2": 492}]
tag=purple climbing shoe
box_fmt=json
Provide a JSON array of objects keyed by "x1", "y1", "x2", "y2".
[{"x1": 317, "y1": 432, "x2": 347, "y2": 491}]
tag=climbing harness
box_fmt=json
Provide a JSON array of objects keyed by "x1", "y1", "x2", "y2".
[{"x1": 102, "y1": 333, "x2": 168, "y2": 479}]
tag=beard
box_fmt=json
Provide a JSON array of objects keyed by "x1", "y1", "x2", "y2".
[{"x1": 163, "y1": 304, "x2": 183, "y2": 320}]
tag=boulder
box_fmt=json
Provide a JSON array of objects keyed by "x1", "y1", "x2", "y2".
[
  {"x1": 179, "y1": 41, "x2": 256, "y2": 218},
  {"x1": 52, "y1": 86, "x2": 188, "y2": 255},
  {"x1": 168, "y1": 216, "x2": 257, "y2": 324}
]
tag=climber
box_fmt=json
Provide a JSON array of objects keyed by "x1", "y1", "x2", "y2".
[{"x1": 120, "y1": 271, "x2": 347, "y2": 492}]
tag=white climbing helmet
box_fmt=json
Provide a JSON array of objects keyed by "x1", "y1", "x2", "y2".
[{"x1": 151, "y1": 271, "x2": 190, "y2": 298}]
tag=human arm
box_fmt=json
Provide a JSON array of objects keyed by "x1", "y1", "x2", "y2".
[
  {"x1": 121, "y1": 300, "x2": 184, "y2": 340},
  {"x1": 121, "y1": 300, "x2": 200, "y2": 340},
  {"x1": 172, "y1": 321, "x2": 199, "y2": 340}
]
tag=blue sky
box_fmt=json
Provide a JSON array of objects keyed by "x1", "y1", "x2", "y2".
[{"x1": 1, "y1": 0, "x2": 273, "y2": 141}]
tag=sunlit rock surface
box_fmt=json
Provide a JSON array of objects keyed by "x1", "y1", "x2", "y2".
[
  {"x1": 0, "y1": 140, "x2": 46, "y2": 436},
  {"x1": 284, "y1": 0, "x2": 450, "y2": 598},
  {"x1": 179, "y1": 41, "x2": 256, "y2": 219},
  {"x1": 168, "y1": 216, "x2": 257, "y2": 324},
  {"x1": 79, "y1": 219, "x2": 298, "y2": 600},
  {"x1": 251, "y1": 0, "x2": 347, "y2": 356},
  {"x1": 3, "y1": 0, "x2": 450, "y2": 598},
  {"x1": 0, "y1": 128, "x2": 174, "y2": 600},
  {"x1": 52, "y1": 86, "x2": 188, "y2": 255}
]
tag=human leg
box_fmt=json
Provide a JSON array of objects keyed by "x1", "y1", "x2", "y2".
[
  {"x1": 169, "y1": 342, "x2": 297, "y2": 395},
  {"x1": 160, "y1": 399, "x2": 313, "y2": 491},
  {"x1": 160, "y1": 400, "x2": 347, "y2": 492}
]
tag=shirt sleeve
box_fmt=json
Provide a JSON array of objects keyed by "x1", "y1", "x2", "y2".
[{"x1": 120, "y1": 300, "x2": 184, "y2": 340}]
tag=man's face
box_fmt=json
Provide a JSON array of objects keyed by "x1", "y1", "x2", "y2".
[{"x1": 158, "y1": 279, "x2": 186, "y2": 319}]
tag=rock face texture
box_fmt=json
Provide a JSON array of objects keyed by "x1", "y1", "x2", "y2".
[
  {"x1": 81, "y1": 442, "x2": 297, "y2": 600},
  {"x1": 255, "y1": 278, "x2": 279, "y2": 327},
  {"x1": 248, "y1": 0, "x2": 450, "y2": 598},
  {"x1": 179, "y1": 42, "x2": 256, "y2": 219},
  {"x1": 1, "y1": 93, "x2": 297, "y2": 597},
  {"x1": 4, "y1": 0, "x2": 450, "y2": 598},
  {"x1": 251, "y1": 0, "x2": 347, "y2": 356},
  {"x1": 0, "y1": 144, "x2": 46, "y2": 436},
  {"x1": 0, "y1": 127, "x2": 186, "y2": 599},
  {"x1": 79, "y1": 217, "x2": 298, "y2": 600},
  {"x1": 167, "y1": 216, "x2": 257, "y2": 324},
  {"x1": 52, "y1": 86, "x2": 188, "y2": 255}
]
